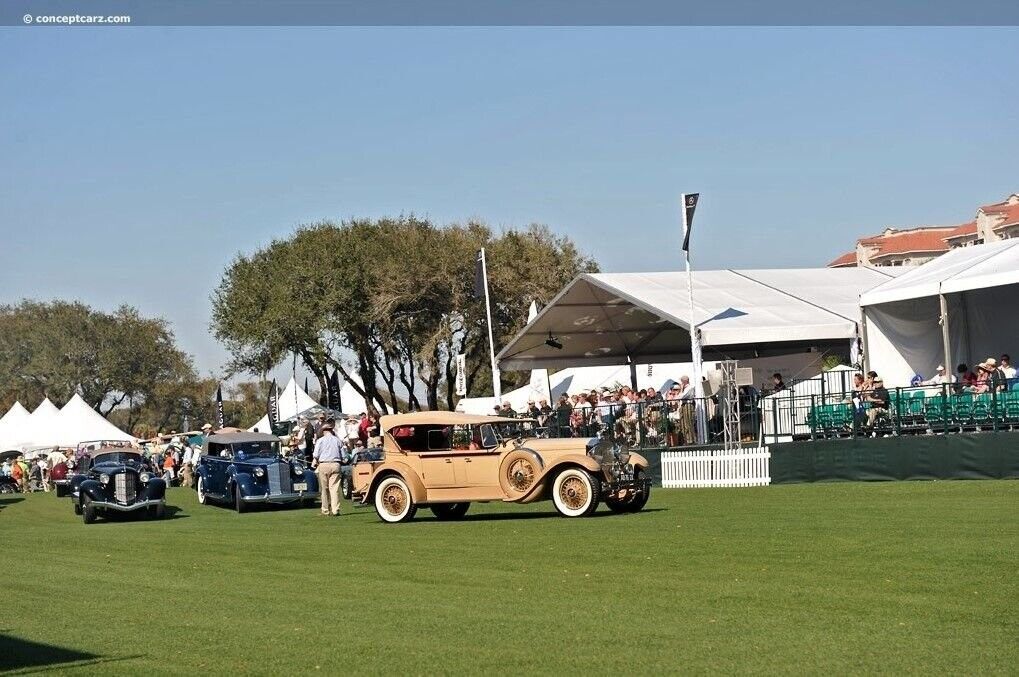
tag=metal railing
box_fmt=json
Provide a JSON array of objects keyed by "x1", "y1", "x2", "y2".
[{"x1": 760, "y1": 378, "x2": 1019, "y2": 444}]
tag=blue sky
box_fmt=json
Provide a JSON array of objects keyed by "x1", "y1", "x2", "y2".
[{"x1": 2, "y1": 27, "x2": 1017, "y2": 375}]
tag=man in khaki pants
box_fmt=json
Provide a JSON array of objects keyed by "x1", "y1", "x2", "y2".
[{"x1": 312, "y1": 423, "x2": 344, "y2": 516}]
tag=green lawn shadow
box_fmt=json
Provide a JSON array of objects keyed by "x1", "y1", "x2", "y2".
[{"x1": 0, "y1": 633, "x2": 145, "y2": 673}]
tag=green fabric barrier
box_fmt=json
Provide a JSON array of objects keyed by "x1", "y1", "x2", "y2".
[{"x1": 770, "y1": 431, "x2": 1019, "y2": 483}]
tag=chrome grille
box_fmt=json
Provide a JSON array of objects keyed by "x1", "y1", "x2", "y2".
[
  {"x1": 267, "y1": 462, "x2": 292, "y2": 495},
  {"x1": 114, "y1": 473, "x2": 136, "y2": 503}
]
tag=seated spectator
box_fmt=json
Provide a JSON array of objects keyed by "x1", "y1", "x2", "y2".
[
  {"x1": 864, "y1": 377, "x2": 890, "y2": 427},
  {"x1": 1001, "y1": 354, "x2": 1016, "y2": 380},
  {"x1": 924, "y1": 365, "x2": 955, "y2": 386},
  {"x1": 957, "y1": 363, "x2": 977, "y2": 390},
  {"x1": 771, "y1": 373, "x2": 786, "y2": 392},
  {"x1": 966, "y1": 363, "x2": 991, "y2": 394},
  {"x1": 985, "y1": 357, "x2": 1007, "y2": 393}
]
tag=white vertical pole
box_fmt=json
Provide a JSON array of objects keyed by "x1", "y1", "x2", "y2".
[
  {"x1": 480, "y1": 248, "x2": 502, "y2": 400},
  {"x1": 682, "y1": 193, "x2": 708, "y2": 445}
]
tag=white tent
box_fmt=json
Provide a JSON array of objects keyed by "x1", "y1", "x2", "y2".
[
  {"x1": 59, "y1": 394, "x2": 135, "y2": 444},
  {"x1": 498, "y1": 267, "x2": 904, "y2": 370},
  {"x1": 1, "y1": 398, "x2": 66, "y2": 449},
  {"x1": 248, "y1": 377, "x2": 320, "y2": 432},
  {"x1": 860, "y1": 240, "x2": 1019, "y2": 386},
  {"x1": 759, "y1": 365, "x2": 859, "y2": 442},
  {"x1": 0, "y1": 402, "x2": 31, "y2": 450}
]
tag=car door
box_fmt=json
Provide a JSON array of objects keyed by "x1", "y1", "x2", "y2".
[{"x1": 418, "y1": 427, "x2": 458, "y2": 488}]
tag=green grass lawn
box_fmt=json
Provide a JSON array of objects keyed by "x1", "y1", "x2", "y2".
[{"x1": 1, "y1": 481, "x2": 1016, "y2": 675}]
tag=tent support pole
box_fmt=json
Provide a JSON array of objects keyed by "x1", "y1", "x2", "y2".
[
  {"x1": 859, "y1": 308, "x2": 870, "y2": 374},
  {"x1": 939, "y1": 293, "x2": 952, "y2": 377},
  {"x1": 628, "y1": 358, "x2": 638, "y2": 391}
]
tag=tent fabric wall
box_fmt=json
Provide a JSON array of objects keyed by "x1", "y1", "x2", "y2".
[
  {"x1": 248, "y1": 377, "x2": 319, "y2": 432},
  {"x1": 0, "y1": 402, "x2": 31, "y2": 449},
  {"x1": 58, "y1": 394, "x2": 135, "y2": 444}
]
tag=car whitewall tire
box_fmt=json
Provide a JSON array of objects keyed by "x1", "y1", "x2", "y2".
[
  {"x1": 374, "y1": 476, "x2": 416, "y2": 523},
  {"x1": 551, "y1": 468, "x2": 600, "y2": 518},
  {"x1": 196, "y1": 476, "x2": 207, "y2": 504}
]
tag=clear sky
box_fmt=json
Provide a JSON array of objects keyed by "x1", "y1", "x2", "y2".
[{"x1": 2, "y1": 27, "x2": 1017, "y2": 376}]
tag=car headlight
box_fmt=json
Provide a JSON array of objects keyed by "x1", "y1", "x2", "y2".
[
  {"x1": 140, "y1": 472, "x2": 151, "y2": 484},
  {"x1": 99, "y1": 473, "x2": 110, "y2": 485},
  {"x1": 254, "y1": 467, "x2": 265, "y2": 478}
]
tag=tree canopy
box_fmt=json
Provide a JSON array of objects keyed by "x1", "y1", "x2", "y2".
[{"x1": 212, "y1": 217, "x2": 598, "y2": 413}]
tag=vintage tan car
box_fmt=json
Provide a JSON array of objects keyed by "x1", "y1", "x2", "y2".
[{"x1": 352, "y1": 412, "x2": 651, "y2": 523}]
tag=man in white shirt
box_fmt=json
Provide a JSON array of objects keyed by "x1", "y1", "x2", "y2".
[
  {"x1": 924, "y1": 365, "x2": 955, "y2": 386},
  {"x1": 1001, "y1": 354, "x2": 1016, "y2": 380}
]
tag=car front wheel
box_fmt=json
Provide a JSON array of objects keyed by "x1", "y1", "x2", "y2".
[
  {"x1": 374, "y1": 476, "x2": 416, "y2": 523},
  {"x1": 605, "y1": 468, "x2": 651, "y2": 513},
  {"x1": 234, "y1": 484, "x2": 247, "y2": 513},
  {"x1": 73, "y1": 498, "x2": 82, "y2": 515},
  {"x1": 81, "y1": 496, "x2": 97, "y2": 524},
  {"x1": 196, "y1": 475, "x2": 207, "y2": 504},
  {"x1": 430, "y1": 503, "x2": 470, "y2": 520},
  {"x1": 551, "y1": 468, "x2": 600, "y2": 518}
]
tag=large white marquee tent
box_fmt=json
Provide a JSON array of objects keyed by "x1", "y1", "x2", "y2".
[
  {"x1": 0, "y1": 395, "x2": 135, "y2": 451},
  {"x1": 860, "y1": 239, "x2": 1019, "y2": 386},
  {"x1": 497, "y1": 268, "x2": 903, "y2": 371}
]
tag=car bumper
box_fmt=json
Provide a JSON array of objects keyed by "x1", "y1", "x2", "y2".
[
  {"x1": 89, "y1": 498, "x2": 165, "y2": 512},
  {"x1": 241, "y1": 491, "x2": 319, "y2": 504}
]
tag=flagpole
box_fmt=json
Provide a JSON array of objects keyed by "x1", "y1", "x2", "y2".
[
  {"x1": 681, "y1": 193, "x2": 708, "y2": 445},
  {"x1": 480, "y1": 248, "x2": 502, "y2": 400}
]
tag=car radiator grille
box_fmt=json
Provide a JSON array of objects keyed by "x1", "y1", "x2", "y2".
[
  {"x1": 114, "y1": 473, "x2": 136, "y2": 503},
  {"x1": 267, "y1": 462, "x2": 292, "y2": 495}
]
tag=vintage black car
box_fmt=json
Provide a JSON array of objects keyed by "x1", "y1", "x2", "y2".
[
  {"x1": 195, "y1": 432, "x2": 319, "y2": 512},
  {"x1": 70, "y1": 448, "x2": 167, "y2": 524}
]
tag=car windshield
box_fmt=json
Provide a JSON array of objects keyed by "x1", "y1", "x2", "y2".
[
  {"x1": 91, "y1": 452, "x2": 142, "y2": 467},
  {"x1": 231, "y1": 441, "x2": 278, "y2": 459},
  {"x1": 478, "y1": 424, "x2": 499, "y2": 449}
]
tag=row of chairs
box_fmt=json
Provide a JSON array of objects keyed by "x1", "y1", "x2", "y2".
[{"x1": 805, "y1": 390, "x2": 1019, "y2": 437}]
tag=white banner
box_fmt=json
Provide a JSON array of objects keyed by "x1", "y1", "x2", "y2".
[{"x1": 455, "y1": 353, "x2": 467, "y2": 396}]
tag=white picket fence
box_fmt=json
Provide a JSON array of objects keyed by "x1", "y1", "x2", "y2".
[{"x1": 660, "y1": 447, "x2": 771, "y2": 488}]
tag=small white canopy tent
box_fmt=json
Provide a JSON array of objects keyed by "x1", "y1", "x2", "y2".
[
  {"x1": 0, "y1": 402, "x2": 31, "y2": 450},
  {"x1": 248, "y1": 377, "x2": 320, "y2": 432},
  {"x1": 497, "y1": 268, "x2": 903, "y2": 371},
  {"x1": 59, "y1": 394, "x2": 135, "y2": 444},
  {"x1": 860, "y1": 240, "x2": 1019, "y2": 386}
]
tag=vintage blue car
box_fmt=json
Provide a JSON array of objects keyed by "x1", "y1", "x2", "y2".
[
  {"x1": 70, "y1": 448, "x2": 167, "y2": 524},
  {"x1": 195, "y1": 432, "x2": 319, "y2": 512}
]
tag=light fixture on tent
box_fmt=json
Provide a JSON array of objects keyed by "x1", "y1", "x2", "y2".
[{"x1": 545, "y1": 332, "x2": 563, "y2": 350}]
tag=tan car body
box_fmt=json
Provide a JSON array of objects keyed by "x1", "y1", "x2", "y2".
[{"x1": 352, "y1": 411, "x2": 650, "y2": 521}]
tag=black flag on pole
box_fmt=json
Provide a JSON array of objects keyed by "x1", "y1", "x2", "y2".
[
  {"x1": 473, "y1": 249, "x2": 485, "y2": 300},
  {"x1": 682, "y1": 193, "x2": 700, "y2": 252},
  {"x1": 215, "y1": 384, "x2": 225, "y2": 429},
  {"x1": 327, "y1": 369, "x2": 341, "y2": 410},
  {"x1": 304, "y1": 376, "x2": 309, "y2": 396},
  {"x1": 267, "y1": 378, "x2": 279, "y2": 428}
]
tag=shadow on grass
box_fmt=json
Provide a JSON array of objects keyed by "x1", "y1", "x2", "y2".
[
  {"x1": 422, "y1": 507, "x2": 668, "y2": 522},
  {"x1": 99, "y1": 504, "x2": 189, "y2": 523},
  {"x1": 0, "y1": 633, "x2": 143, "y2": 673},
  {"x1": 0, "y1": 496, "x2": 25, "y2": 512}
]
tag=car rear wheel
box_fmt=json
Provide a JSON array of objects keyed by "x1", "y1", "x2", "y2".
[
  {"x1": 196, "y1": 475, "x2": 207, "y2": 504},
  {"x1": 81, "y1": 496, "x2": 97, "y2": 524},
  {"x1": 605, "y1": 468, "x2": 650, "y2": 513},
  {"x1": 374, "y1": 476, "x2": 416, "y2": 523},
  {"x1": 430, "y1": 503, "x2": 470, "y2": 520},
  {"x1": 234, "y1": 483, "x2": 247, "y2": 513},
  {"x1": 341, "y1": 475, "x2": 352, "y2": 500},
  {"x1": 551, "y1": 468, "x2": 600, "y2": 518}
]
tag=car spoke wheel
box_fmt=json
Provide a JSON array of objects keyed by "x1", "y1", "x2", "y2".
[
  {"x1": 196, "y1": 476, "x2": 207, "y2": 504},
  {"x1": 498, "y1": 449, "x2": 543, "y2": 499},
  {"x1": 81, "y1": 496, "x2": 97, "y2": 524},
  {"x1": 374, "y1": 476, "x2": 416, "y2": 523},
  {"x1": 430, "y1": 502, "x2": 470, "y2": 520},
  {"x1": 551, "y1": 468, "x2": 600, "y2": 518}
]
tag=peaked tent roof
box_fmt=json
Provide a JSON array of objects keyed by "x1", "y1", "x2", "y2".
[
  {"x1": 860, "y1": 239, "x2": 1019, "y2": 306},
  {"x1": 498, "y1": 267, "x2": 904, "y2": 370},
  {"x1": 1, "y1": 398, "x2": 64, "y2": 449},
  {"x1": 0, "y1": 402, "x2": 31, "y2": 449},
  {"x1": 59, "y1": 394, "x2": 135, "y2": 444},
  {"x1": 248, "y1": 377, "x2": 320, "y2": 432}
]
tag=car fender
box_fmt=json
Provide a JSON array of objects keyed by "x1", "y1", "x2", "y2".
[
  {"x1": 299, "y1": 468, "x2": 319, "y2": 491},
  {"x1": 628, "y1": 452, "x2": 649, "y2": 470},
  {"x1": 78, "y1": 479, "x2": 105, "y2": 503},
  {"x1": 141, "y1": 477, "x2": 167, "y2": 500},
  {"x1": 230, "y1": 471, "x2": 256, "y2": 496},
  {"x1": 367, "y1": 461, "x2": 427, "y2": 503},
  {"x1": 518, "y1": 454, "x2": 602, "y2": 502}
]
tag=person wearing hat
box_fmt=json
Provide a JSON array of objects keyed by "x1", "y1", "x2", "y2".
[
  {"x1": 924, "y1": 365, "x2": 954, "y2": 386},
  {"x1": 981, "y1": 358, "x2": 1007, "y2": 393},
  {"x1": 312, "y1": 422, "x2": 344, "y2": 516},
  {"x1": 864, "y1": 377, "x2": 890, "y2": 428}
]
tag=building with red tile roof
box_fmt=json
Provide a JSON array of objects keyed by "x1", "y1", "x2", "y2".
[{"x1": 827, "y1": 192, "x2": 1019, "y2": 268}]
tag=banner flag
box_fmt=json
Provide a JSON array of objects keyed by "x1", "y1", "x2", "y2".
[
  {"x1": 267, "y1": 378, "x2": 279, "y2": 428},
  {"x1": 455, "y1": 354, "x2": 467, "y2": 396},
  {"x1": 215, "y1": 385, "x2": 225, "y2": 430},
  {"x1": 473, "y1": 249, "x2": 485, "y2": 300},
  {"x1": 327, "y1": 369, "x2": 342, "y2": 411},
  {"x1": 681, "y1": 193, "x2": 699, "y2": 252}
]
